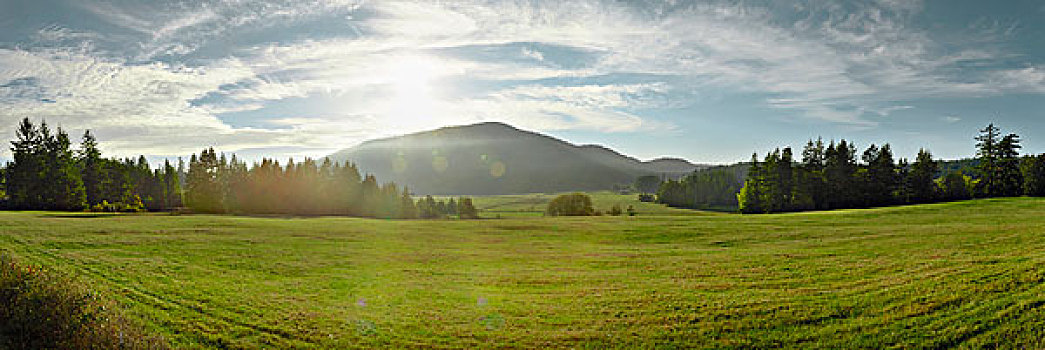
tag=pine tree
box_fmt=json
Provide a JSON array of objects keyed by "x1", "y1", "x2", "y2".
[
  {"x1": 457, "y1": 197, "x2": 478, "y2": 219},
  {"x1": 47, "y1": 127, "x2": 86, "y2": 211},
  {"x1": 909, "y1": 149, "x2": 937, "y2": 203},
  {"x1": 975, "y1": 123, "x2": 1001, "y2": 196},
  {"x1": 185, "y1": 148, "x2": 225, "y2": 213},
  {"x1": 777, "y1": 147, "x2": 795, "y2": 211},
  {"x1": 1022, "y1": 154, "x2": 1045, "y2": 196},
  {"x1": 78, "y1": 130, "x2": 104, "y2": 206},
  {"x1": 895, "y1": 158, "x2": 911, "y2": 203},
  {"x1": 162, "y1": 160, "x2": 182, "y2": 209},
  {"x1": 800, "y1": 138, "x2": 826, "y2": 210},
  {"x1": 861, "y1": 144, "x2": 898, "y2": 207},
  {"x1": 996, "y1": 133, "x2": 1023, "y2": 197},
  {"x1": 6, "y1": 118, "x2": 43, "y2": 209},
  {"x1": 738, "y1": 153, "x2": 766, "y2": 213},
  {"x1": 824, "y1": 140, "x2": 857, "y2": 209}
]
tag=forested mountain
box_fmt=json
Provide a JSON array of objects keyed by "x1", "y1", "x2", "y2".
[{"x1": 327, "y1": 122, "x2": 705, "y2": 195}]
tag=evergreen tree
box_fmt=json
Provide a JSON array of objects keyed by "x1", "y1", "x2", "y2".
[
  {"x1": 46, "y1": 127, "x2": 86, "y2": 210},
  {"x1": 1022, "y1": 154, "x2": 1045, "y2": 196},
  {"x1": 457, "y1": 197, "x2": 478, "y2": 219},
  {"x1": 996, "y1": 133, "x2": 1023, "y2": 197},
  {"x1": 6, "y1": 118, "x2": 43, "y2": 209},
  {"x1": 78, "y1": 130, "x2": 104, "y2": 206},
  {"x1": 162, "y1": 160, "x2": 182, "y2": 208},
  {"x1": 938, "y1": 171, "x2": 972, "y2": 201},
  {"x1": 895, "y1": 158, "x2": 911, "y2": 203},
  {"x1": 760, "y1": 149, "x2": 783, "y2": 212},
  {"x1": 799, "y1": 138, "x2": 826, "y2": 210},
  {"x1": 737, "y1": 153, "x2": 766, "y2": 213},
  {"x1": 975, "y1": 123, "x2": 1001, "y2": 196},
  {"x1": 185, "y1": 148, "x2": 225, "y2": 213},
  {"x1": 909, "y1": 149, "x2": 937, "y2": 203},
  {"x1": 824, "y1": 140, "x2": 857, "y2": 209},
  {"x1": 860, "y1": 144, "x2": 898, "y2": 206}
]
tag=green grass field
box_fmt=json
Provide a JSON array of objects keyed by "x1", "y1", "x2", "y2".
[
  {"x1": 466, "y1": 191, "x2": 718, "y2": 217},
  {"x1": 2, "y1": 198, "x2": 1044, "y2": 348}
]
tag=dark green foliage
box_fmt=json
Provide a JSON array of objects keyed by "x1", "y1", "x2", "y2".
[
  {"x1": 860, "y1": 144, "x2": 898, "y2": 206},
  {"x1": 972, "y1": 125, "x2": 1024, "y2": 198},
  {"x1": 79, "y1": 130, "x2": 104, "y2": 206},
  {"x1": 975, "y1": 123, "x2": 1000, "y2": 196},
  {"x1": 0, "y1": 254, "x2": 167, "y2": 349},
  {"x1": 1021, "y1": 154, "x2": 1045, "y2": 196},
  {"x1": 2, "y1": 119, "x2": 179, "y2": 212},
  {"x1": 161, "y1": 160, "x2": 183, "y2": 209},
  {"x1": 799, "y1": 138, "x2": 827, "y2": 210},
  {"x1": 995, "y1": 133, "x2": 1023, "y2": 197},
  {"x1": 737, "y1": 139, "x2": 957, "y2": 213},
  {"x1": 608, "y1": 204, "x2": 623, "y2": 216},
  {"x1": 909, "y1": 149, "x2": 938, "y2": 203},
  {"x1": 824, "y1": 140, "x2": 859, "y2": 209},
  {"x1": 937, "y1": 171, "x2": 972, "y2": 201},
  {"x1": 657, "y1": 166, "x2": 743, "y2": 210},
  {"x1": 5, "y1": 118, "x2": 85, "y2": 210},
  {"x1": 545, "y1": 193, "x2": 595, "y2": 216},
  {"x1": 6, "y1": 118, "x2": 44, "y2": 208}
]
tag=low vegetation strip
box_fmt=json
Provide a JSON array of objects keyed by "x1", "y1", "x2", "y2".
[
  {"x1": 0, "y1": 198, "x2": 1044, "y2": 348},
  {"x1": 0, "y1": 253, "x2": 167, "y2": 349}
]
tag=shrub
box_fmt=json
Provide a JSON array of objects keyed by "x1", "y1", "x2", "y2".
[
  {"x1": 608, "y1": 204, "x2": 623, "y2": 216},
  {"x1": 0, "y1": 254, "x2": 167, "y2": 349},
  {"x1": 545, "y1": 193, "x2": 595, "y2": 216},
  {"x1": 937, "y1": 171, "x2": 973, "y2": 201},
  {"x1": 627, "y1": 205, "x2": 637, "y2": 216},
  {"x1": 637, "y1": 194, "x2": 655, "y2": 202},
  {"x1": 457, "y1": 197, "x2": 479, "y2": 219}
]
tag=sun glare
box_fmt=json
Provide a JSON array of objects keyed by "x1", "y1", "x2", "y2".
[{"x1": 386, "y1": 55, "x2": 444, "y2": 126}]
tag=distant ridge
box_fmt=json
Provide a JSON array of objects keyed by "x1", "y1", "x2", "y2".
[{"x1": 327, "y1": 122, "x2": 706, "y2": 195}]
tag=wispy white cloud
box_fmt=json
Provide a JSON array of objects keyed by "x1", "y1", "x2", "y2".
[
  {"x1": 991, "y1": 66, "x2": 1045, "y2": 93},
  {"x1": 520, "y1": 47, "x2": 544, "y2": 61}
]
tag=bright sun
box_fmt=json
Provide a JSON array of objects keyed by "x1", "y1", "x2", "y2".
[{"x1": 386, "y1": 55, "x2": 444, "y2": 125}]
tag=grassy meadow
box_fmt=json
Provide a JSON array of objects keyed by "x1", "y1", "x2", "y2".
[
  {"x1": 466, "y1": 191, "x2": 716, "y2": 217},
  {"x1": 1, "y1": 197, "x2": 1044, "y2": 348}
]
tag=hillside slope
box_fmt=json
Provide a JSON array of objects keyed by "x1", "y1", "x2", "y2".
[{"x1": 327, "y1": 122, "x2": 704, "y2": 195}]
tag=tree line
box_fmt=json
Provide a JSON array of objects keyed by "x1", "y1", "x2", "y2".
[
  {"x1": 735, "y1": 123, "x2": 1044, "y2": 213},
  {"x1": 1, "y1": 118, "x2": 477, "y2": 219},
  {"x1": 655, "y1": 165, "x2": 746, "y2": 210},
  {"x1": 3, "y1": 118, "x2": 181, "y2": 212}
]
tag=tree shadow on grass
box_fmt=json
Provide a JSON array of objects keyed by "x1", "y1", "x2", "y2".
[{"x1": 38, "y1": 213, "x2": 119, "y2": 219}]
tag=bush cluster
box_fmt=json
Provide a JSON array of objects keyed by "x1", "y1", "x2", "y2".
[
  {"x1": 545, "y1": 193, "x2": 595, "y2": 216},
  {"x1": 0, "y1": 254, "x2": 166, "y2": 349}
]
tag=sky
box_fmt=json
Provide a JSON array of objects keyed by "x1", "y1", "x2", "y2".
[{"x1": 0, "y1": 0, "x2": 1043, "y2": 164}]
